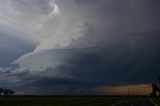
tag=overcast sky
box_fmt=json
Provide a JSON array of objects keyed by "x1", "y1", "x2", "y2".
[{"x1": 0, "y1": 0, "x2": 160, "y2": 95}]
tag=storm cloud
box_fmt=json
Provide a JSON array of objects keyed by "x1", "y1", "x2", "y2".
[{"x1": 0, "y1": 0, "x2": 160, "y2": 95}]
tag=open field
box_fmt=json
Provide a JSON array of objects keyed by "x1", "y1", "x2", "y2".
[
  {"x1": 0, "y1": 96, "x2": 132, "y2": 106},
  {"x1": 0, "y1": 96, "x2": 158, "y2": 106}
]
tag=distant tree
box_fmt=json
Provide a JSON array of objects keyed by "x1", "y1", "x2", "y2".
[
  {"x1": 0, "y1": 88, "x2": 3, "y2": 96},
  {"x1": 8, "y1": 90, "x2": 14, "y2": 96},
  {"x1": 0, "y1": 88, "x2": 15, "y2": 96},
  {"x1": 3, "y1": 89, "x2": 14, "y2": 96},
  {"x1": 3, "y1": 89, "x2": 9, "y2": 96}
]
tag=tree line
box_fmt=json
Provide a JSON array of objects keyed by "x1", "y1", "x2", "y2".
[{"x1": 0, "y1": 88, "x2": 14, "y2": 96}]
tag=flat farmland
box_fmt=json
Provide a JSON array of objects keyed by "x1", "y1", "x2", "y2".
[{"x1": 0, "y1": 96, "x2": 131, "y2": 106}]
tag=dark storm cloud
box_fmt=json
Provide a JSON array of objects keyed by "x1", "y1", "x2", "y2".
[
  {"x1": 53, "y1": 0, "x2": 160, "y2": 85},
  {"x1": 1, "y1": 0, "x2": 160, "y2": 95},
  {"x1": 68, "y1": 35, "x2": 160, "y2": 85},
  {"x1": 15, "y1": 0, "x2": 160, "y2": 94},
  {"x1": 0, "y1": 67, "x2": 96, "y2": 95},
  {"x1": 11, "y1": 35, "x2": 160, "y2": 94},
  {"x1": 37, "y1": 33, "x2": 160, "y2": 85},
  {"x1": 17, "y1": 73, "x2": 98, "y2": 95}
]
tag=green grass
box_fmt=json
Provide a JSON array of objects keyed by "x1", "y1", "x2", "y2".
[
  {"x1": 0, "y1": 96, "x2": 130, "y2": 106},
  {"x1": 152, "y1": 97, "x2": 160, "y2": 106}
]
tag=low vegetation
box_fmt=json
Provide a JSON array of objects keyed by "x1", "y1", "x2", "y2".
[
  {"x1": 0, "y1": 96, "x2": 130, "y2": 106},
  {"x1": 152, "y1": 97, "x2": 160, "y2": 106}
]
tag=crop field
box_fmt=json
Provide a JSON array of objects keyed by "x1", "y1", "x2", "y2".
[{"x1": 0, "y1": 96, "x2": 132, "y2": 106}]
